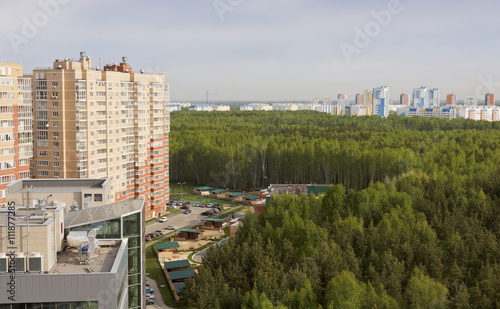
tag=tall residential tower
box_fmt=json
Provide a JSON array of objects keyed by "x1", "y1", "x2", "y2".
[
  {"x1": 31, "y1": 53, "x2": 170, "y2": 219},
  {"x1": 0, "y1": 63, "x2": 33, "y2": 205}
]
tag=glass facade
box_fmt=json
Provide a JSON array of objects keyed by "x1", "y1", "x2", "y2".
[
  {"x1": 65, "y1": 208, "x2": 144, "y2": 309},
  {"x1": 123, "y1": 212, "x2": 142, "y2": 309}
]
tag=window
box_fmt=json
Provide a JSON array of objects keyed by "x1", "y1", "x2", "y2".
[
  {"x1": 53, "y1": 162, "x2": 59, "y2": 167},
  {"x1": 37, "y1": 171, "x2": 49, "y2": 176},
  {"x1": 52, "y1": 122, "x2": 58, "y2": 127},
  {"x1": 52, "y1": 101, "x2": 58, "y2": 107},
  {"x1": 52, "y1": 112, "x2": 59, "y2": 118},
  {"x1": 37, "y1": 160, "x2": 49, "y2": 166},
  {"x1": 53, "y1": 152, "x2": 59, "y2": 158},
  {"x1": 51, "y1": 82, "x2": 58, "y2": 88},
  {"x1": 53, "y1": 172, "x2": 59, "y2": 177},
  {"x1": 94, "y1": 194, "x2": 103, "y2": 202},
  {"x1": 53, "y1": 132, "x2": 59, "y2": 139},
  {"x1": 37, "y1": 150, "x2": 48, "y2": 156},
  {"x1": 53, "y1": 142, "x2": 59, "y2": 148}
]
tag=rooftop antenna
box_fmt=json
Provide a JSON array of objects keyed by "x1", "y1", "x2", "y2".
[{"x1": 99, "y1": 58, "x2": 102, "y2": 71}]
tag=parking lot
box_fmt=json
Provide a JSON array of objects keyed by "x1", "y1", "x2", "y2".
[{"x1": 145, "y1": 204, "x2": 223, "y2": 236}]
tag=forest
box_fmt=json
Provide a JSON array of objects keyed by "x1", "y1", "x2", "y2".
[{"x1": 171, "y1": 111, "x2": 500, "y2": 308}]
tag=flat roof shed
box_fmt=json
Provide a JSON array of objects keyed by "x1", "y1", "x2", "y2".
[{"x1": 164, "y1": 259, "x2": 191, "y2": 271}]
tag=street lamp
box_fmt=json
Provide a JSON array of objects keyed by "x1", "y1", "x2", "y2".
[{"x1": 177, "y1": 182, "x2": 186, "y2": 201}]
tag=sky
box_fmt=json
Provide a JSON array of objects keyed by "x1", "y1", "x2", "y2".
[{"x1": 1, "y1": 0, "x2": 500, "y2": 102}]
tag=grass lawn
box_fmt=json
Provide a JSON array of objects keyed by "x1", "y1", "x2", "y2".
[{"x1": 145, "y1": 246, "x2": 177, "y2": 308}]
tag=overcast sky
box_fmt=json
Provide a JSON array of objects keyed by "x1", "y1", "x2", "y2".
[{"x1": 1, "y1": 0, "x2": 500, "y2": 101}]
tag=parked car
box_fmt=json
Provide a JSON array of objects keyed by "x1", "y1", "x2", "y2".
[
  {"x1": 165, "y1": 225, "x2": 177, "y2": 230},
  {"x1": 155, "y1": 230, "x2": 165, "y2": 235},
  {"x1": 145, "y1": 293, "x2": 154, "y2": 300},
  {"x1": 201, "y1": 203, "x2": 207, "y2": 208},
  {"x1": 207, "y1": 203, "x2": 214, "y2": 208},
  {"x1": 183, "y1": 209, "x2": 192, "y2": 214},
  {"x1": 145, "y1": 287, "x2": 154, "y2": 293},
  {"x1": 212, "y1": 208, "x2": 219, "y2": 213},
  {"x1": 158, "y1": 217, "x2": 168, "y2": 222},
  {"x1": 145, "y1": 235, "x2": 151, "y2": 242},
  {"x1": 201, "y1": 210, "x2": 214, "y2": 216},
  {"x1": 214, "y1": 203, "x2": 220, "y2": 207},
  {"x1": 180, "y1": 205, "x2": 190, "y2": 210},
  {"x1": 146, "y1": 299, "x2": 155, "y2": 305}
]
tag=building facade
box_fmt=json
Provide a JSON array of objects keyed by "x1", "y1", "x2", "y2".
[
  {"x1": 31, "y1": 53, "x2": 169, "y2": 219},
  {"x1": 372, "y1": 86, "x2": 390, "y2": 117},
  {"x1": 485, "y1": 93, "x2": 495, "y2": 106},
  {"x1": 446, "y1": 94, "x2": 457, "y2": 105},
  {"x1": 400, "y1": 94, "x2": 410, "y2": 106},
  {"x1": 0, "y1": 197, "x2": 145, "y2": 308},
  {"x1": 0, "y1": 63, "x2": 33, "y2": 206}
]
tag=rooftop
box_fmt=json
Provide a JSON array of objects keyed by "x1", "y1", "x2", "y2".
[
  {"x1": 164, "y1": 259, "x2": 191, "y2": 270},
  {"x1": 210, "y1": 189, "x2": 228, "y2": 194},
  {"x1": 51, "y1": 240, "x2": 123, "y2": 274},
  {"x1": 156, "y1": 242, "x2": 180, "y2": 251},
  {"x1": 7, "y1": 178, "x2": 110, "y2": 194},
  {"x1": 227, "y1": 192, "x2": 246, "y2": 197},
  {"x1": 168, "y1": 269, "x2": 196, "y2": 281},
  {"x1": 65, "y1": 199, "x2": 144, "y2": 228},
  {"x1": 177, "y1": 228, "x2": 204, "y2": 233},
  {"x1": 202, "y1": 218, "x2": 227, "y2": 222},
  {"x1": 195, "y1": 186, "x2": 212, "y2": 191},
  {"x1": 174, "y1": 282, "x2": 186, "y2": 294},
  {"x1": 243, "y1": 195, "x2": 261, "y2": 200}
]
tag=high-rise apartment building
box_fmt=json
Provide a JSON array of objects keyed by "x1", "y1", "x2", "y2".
[
  {"x1": 464, "y1": 97, "x2": 478, "y2": 107},
  {"x1": 0, "y1": 63, "x2": 33, "y2": 205},
  {"x1": 429, "y1": 88, "x2": 440, "y2": 106},
  {"x1": 485, "y1": 93, "x2": 495, "y2": 106},
  {"x1": 372, "y1": 86, "x2": 390, "y2": 117},
  {"x1": 446, "y1": 94, "x2": 457, "y2": 105},
  {"x1": 31, "y1": 53, "x2": 170, "y2": 219},
  {"x1": 412, "y1": 86, "x2": 429, "y2": 108},
  {"x1": 400, "y1": 94, "x2": 410, "y2": 106},
  {"x1": 412, "y1": 87, "x2": 439, "y2": 108},
  {"x1": 362, "y1": 90, "x2": 372, "y2": 107},
  {"x1": 355, "y1": 93, "x2": 362, "y2": 105}
]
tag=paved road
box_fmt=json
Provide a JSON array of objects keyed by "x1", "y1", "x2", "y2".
[{"x1": 146, "y1": 207, "x2": 208, "y2": 235}]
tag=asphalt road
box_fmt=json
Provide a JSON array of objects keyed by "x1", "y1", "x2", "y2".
[{"x1": 145, "y1": 207, "x2": 210, "y2": 235}]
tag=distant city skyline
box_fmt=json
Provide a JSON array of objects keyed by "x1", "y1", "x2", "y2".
[{"x1": 1, "y1": 0, "x2": 500, "y2": 101}]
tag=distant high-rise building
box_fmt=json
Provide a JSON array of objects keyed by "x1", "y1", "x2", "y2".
[
  {"x1": 372, "y1": 86, "x2": 390, "y2": 117},
  {"x1": 0, "y1": 63, "x2": 33, "y2": 206},
  {"x1": 355, "y1": 93, "x2": 363, "y2": 105},
  {"x1": 337, "y1": 94, "x2": 349, "y2": 106},
  {"x1": 429, "y1": 88, "x2": 440, "y2": 106},
  {"x1": 412, "y1": 86, "x2": 439, "y2": 108},
  {"x1": 446, "y1": 94, "x2": 457, "y2": 105},
  {"x1": 31, "y1": 52, "x2": 170, "y2": 219},
  {"x1": 485, "y1": 93, "x2": 495, "y2": 106},
  {"x1": 362, "y1": 90, "x2": 372, "y2": 107},
  {"x1": 400, "y1": 94, "x2": 410, "y2": 106},
  {"x1": 412, "y1": 86, "x2": 429, "y2": 108},
  {"x1": 465, "y1": 97, "x2": 478, "y2": 107}
]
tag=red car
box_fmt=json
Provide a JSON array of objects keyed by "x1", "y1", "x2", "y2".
[{"x1": 180, "y1": 205, "x2": 190, "y2": 210}]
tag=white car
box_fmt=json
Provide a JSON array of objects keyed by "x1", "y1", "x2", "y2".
[
  {"x1": 165, "y1": 225, "x2": 177, "y2": 230},
  {"x1": 158, "y1": 217, "x2": 168, "y2": 222}
]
